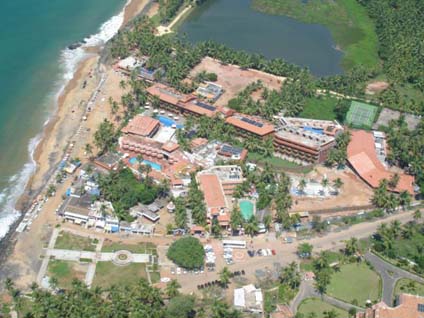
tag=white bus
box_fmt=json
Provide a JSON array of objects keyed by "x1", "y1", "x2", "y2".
[{"x1": 222, "y1": 240, "x2": 247, "y2": 249}]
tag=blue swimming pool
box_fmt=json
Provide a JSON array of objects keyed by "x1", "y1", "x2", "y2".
[
  {"x1": 239, "y1": 200, "x2": 255, "y2": 221},
  {"x1": 157, "y1": 115, "x2": 183, "y2": 129},
  {"x1": 303, "y1": 126, "x2": 324, "y2": 135},
  {"x1": 129, "y1": 157, "x2": 162, "y2": 171}
]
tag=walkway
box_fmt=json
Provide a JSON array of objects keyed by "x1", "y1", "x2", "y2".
[
  {"x1": 365, "y1": 252, "x2": 424, "y2": 305},
  {"x1": 37, "y1": 228, "x2": 151, "y2": 288}
]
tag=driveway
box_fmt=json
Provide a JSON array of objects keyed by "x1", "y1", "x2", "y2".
[{"x1": 365, "y1": 252, "x2": 424, "y2": 305}]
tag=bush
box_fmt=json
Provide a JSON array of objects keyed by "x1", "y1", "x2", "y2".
[{"x1": 167, "y1": 237, "x2": 205, "y2": 269}]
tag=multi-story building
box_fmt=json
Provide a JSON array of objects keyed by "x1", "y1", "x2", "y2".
[
  {"x1": 225, "y1": 113, "x2": 275, "y2": 139},
  {"x1": 273, "y1": 117, "x2": 342, "y2": 164}
]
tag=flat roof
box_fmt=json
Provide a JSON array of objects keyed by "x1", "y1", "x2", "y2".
[
  {"x1": 226, "y1": 114, "x2": 274, "y2": 136},
  {"x1": 121, "y1": 115, "x2": 160, "y2": 137},
  {"x1": 197, "y1": 173, "x2": 227, "y2": 210},
  {"x1": 347, "y1": 130, "x2": 414, "y2": 194},
  {"x1": 274, "y1": 126, "x2": 335, "y2": 149}
]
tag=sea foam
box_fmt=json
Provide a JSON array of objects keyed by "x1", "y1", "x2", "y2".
[{"x1": 0, "y1": 1, "x2": 129, "y2": 240}]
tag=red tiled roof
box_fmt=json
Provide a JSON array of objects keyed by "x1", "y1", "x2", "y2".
[
  {"x1": 121, "y1": 115, "x2": 160, "y2": 137},
  {"x1": 357, "y1": 293, "x2": 424, "y2": 318},
  {"x1": 347, "y1": 130, "x2": 414, "y2": 194},
  {"x1": 197, "y1": 174, "x2": 227, "y2": 210},
  {"x1": 162, "y1": 142, "x2": 179, "y2": 153},
  {"x1": 226, "y1": 114, "x2": 275, "y2": 136},
  {"x1": 182, "y1": 100, "x2": 217, "y2": 117},
  {"x1": 191, "y1": 138, "x2": 208, "y2": 148}
]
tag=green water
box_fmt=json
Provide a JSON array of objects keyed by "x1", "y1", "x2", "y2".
[
  {"x1": 0, "y1": 0, "x2": 126, "y2": 237},
  {"x1": 239, "y1": 200, "x2": 255, "y2": 221},
  {"x1": 179, "y1": 0, "x2": 343, "y2": 76}
]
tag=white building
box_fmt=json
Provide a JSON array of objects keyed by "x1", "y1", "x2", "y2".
[{"x1": 233, "y1": 284, "x2": 263, "y2": 313}]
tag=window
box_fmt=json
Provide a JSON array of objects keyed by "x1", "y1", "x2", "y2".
[{"x1": 418, "y1": 303, "x2": 424, "y2": 312}]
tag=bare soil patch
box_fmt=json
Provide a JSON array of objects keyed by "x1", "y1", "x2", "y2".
[{"x1": 189, "y1": 57, "x2": 286, "y2": 107}]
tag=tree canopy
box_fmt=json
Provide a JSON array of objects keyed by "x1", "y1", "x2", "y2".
[{"x1": 167, "y1": 237, "x2": 205, "y2": 269}]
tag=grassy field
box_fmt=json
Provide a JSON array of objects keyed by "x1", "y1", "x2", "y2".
[
  {"x1": 92, "y1": 262, "x2": 148, "y2": 288},
  {"x1": 48, "y1": 260, "x2": 87, "y2": 289},
  {"x1": 327, "y1": 262, "x2": 381, "y2": 306},
  {"x1": 300, "y1": 96, "x2": 338, "y2": 121},
  {"x1": 298, "y1": 298, "x2": 348, "y2": 318},
  {"x1": 251, "y1": 0, "x2": 379, "y2": 71},
  {"x1": 247, "y1": 151, "x2": 313, "y2": 173},
  {"x1": 101, "y1": 241, "x2": 157, "y2": 255},
  {"x1": 54, "y1": 232, "x2": 96, "y2": 252},
  {"x1": 394, "y1": 278, "x2": 424, "y2": 297}
]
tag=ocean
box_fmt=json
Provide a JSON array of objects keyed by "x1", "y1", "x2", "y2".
[{"x1": 0, "y1": 0, "x2": 127, "y2": 239}]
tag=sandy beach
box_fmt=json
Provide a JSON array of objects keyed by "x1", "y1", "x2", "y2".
[{"x1": 0, "y1": 0, "x2": 153, "y2": 290}]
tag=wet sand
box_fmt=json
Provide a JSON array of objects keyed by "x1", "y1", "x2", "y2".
[{"x1": 0, "y1": 0, "x2": 152, "y2": 290}]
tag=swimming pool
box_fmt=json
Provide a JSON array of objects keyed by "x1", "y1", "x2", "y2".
[
  {"x1": 239, "y1": 200, "x2": 254, "y2": 221},
  {"x1": 157, "y1": 115, "x2": 183, "y2": 129},
  {"x1": 303, "y1": 126, "x2": 324, "y2": 135},
  {"x1": 129, "y1": 157, "x2": 162, "y2": 171}
]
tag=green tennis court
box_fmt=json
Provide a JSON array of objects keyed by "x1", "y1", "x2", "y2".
[{"x1": 346, "y1": 101, "x2": 378, "y2": 128}]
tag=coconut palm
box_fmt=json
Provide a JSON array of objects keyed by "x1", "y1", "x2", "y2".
[
  {"x1": 332, "y1": 178, "x2": 343, "y2": 195},
  {"x1": 298, "y1": 179, "x2": 307, "y2": 194},
  {"x1": 413, "y1": 210, "x2": 422, "y2": 222},
  {"x1": 321, "y1": 177, "x2": 329, "y2": 194},
  {"x1": 219, "y1": 267, "x2": 232, "y2": 288},
  {"x1": 165, "y1": 279, "x2": 181, "y2": 298},
  {"x1": 344, "y1": 237, "x2": 359, "y2": 256}
]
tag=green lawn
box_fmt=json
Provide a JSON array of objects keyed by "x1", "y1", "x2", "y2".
[
  {"x1": 247, "y1": 151, "x2": 313, "y2": 173},
  {"x1": 298, "y1": 298, "x2": 348, "y2": 318},
  {"x1": 54, "y1": 232, "x2": 96, "y2": 252},
  {"x1": 101, "y1": 241, "x2": 157, "y2": 255},
  {"x1": 48, "y1": 260, "x2": 87, "y2": 289},
  {"x1": 251, "y1": 0, "x2": 380, "y2": 71},
  {"x1": 394, "y1": 278, "x2": 424, "y2": 298},
  {"x1": 92, "y1": 262, "x2": 148, "y2": 288},
  {"x1": 327, "y1": 263, "x2": 381, "y2": 306},
  {"x1": 300, "y1": 97, "x2": 338, "y2": 121},
  {"x1": 300, "y1": 251, "x2": 342, "y2": 272}
]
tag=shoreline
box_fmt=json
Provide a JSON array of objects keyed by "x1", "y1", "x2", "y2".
[{"x1": 0, "y1": 0, "x2": 152, "y2": 269}]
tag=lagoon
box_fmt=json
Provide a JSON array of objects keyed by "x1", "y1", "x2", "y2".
[{"x1": 179, "y1": 0, "x2": 343, "y2": 77}]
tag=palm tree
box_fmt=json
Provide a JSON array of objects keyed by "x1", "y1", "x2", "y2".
[
  {"x1": 244, "y1": 216, "x2": 259, "y2": 237},
  {"x1": 321, "y1": 177, "x2": 329, "y2": 195},
  {"x1": 85, "y1": 143, "x2": 93, "y2": 157},
  {"x1": 344, "y1": 237, "x2": 359, "y2": 256},
  {"x1": 332, "y1": 178, "x2": 343, "y2": 195},
  {"x1": 280, "y1": 262, "x2": 300, "y2": 289},
  {"x1": 5, "y1": 278, "x2": 14, "y2": 293},
  {"x1": 219, "y1": 267, "x2": 232, "y2": 288},
  {"x1": 413, "y1": 210, "x2": 422, "y2": 222},
  {"x1": 297, "y1": 179, "x2": 307, "y2": 195},
  {"x1": 399, "y1": 191, "x2": 411, "y2": 210},
  {"x1": 119, "y1": 80, "x2": 127, "y2": 90},
  {"x1": 165, "y1": 279, "x2": 181, "y2": 298}
]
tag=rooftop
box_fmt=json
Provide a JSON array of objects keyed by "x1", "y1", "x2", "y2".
[
  {"x1": 347, "y1": 130, "x2": 414, "y2": 194},
  {"x1": 197, "y1": 173, "x2": 227, "y2": 210},
  {"x1": 274, "y1": 125, "x2": 335, "y2": 149},
  {"x1": 280, "y1": 117, "x2": 343, "y2": 137},
  {"x1": 357, "y1": 293, "x2": 424, "y2": 318},
  {"x1": 121, "y1": 115, "x2": 160, "y2": 137},
  {"x1": 226, "y1": 114, "x2": 275, "y2": 136}
]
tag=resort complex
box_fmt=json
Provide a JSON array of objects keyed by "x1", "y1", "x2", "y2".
[{"x1": 2, "y1": 1, "x2": 423, "y2": 317}]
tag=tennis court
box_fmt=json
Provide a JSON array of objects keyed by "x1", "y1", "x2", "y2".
[{"x1": 346, "y1": 101, "x2": 378, "y2": 128}]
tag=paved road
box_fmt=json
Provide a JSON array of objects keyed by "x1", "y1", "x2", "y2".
[
  {"x1": 365, "y1": 252, "x2": 424, "y2": 305},
  {"x1": 290, "y1": 280, "x2": 363, "y2": 313},
  {"x1": 177, "y1": 210, "x2": 416, "y2": 293}
]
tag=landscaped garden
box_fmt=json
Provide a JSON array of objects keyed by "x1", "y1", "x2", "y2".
[
  {"x1": 92, "y1": 262, "x2": 150, "y2": 288},
  {"x1": 327, "y1": 263, "x2": 381, "y2": 306},
  {"x1": 48, "y1": 260, "x2": 88, "y2": 289},
  {"x1": 298, "y1": 298, "x2": 348, "y2": 318},
  {"x1": 101, "y1": 241, "x2": 157, "y2": 255},
  {"x1": 54, "y1": 232, "x2": 96, "y2": 252},
  {"x1": 394, "y1": 278, "x2": 424, "y2": 298}
]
